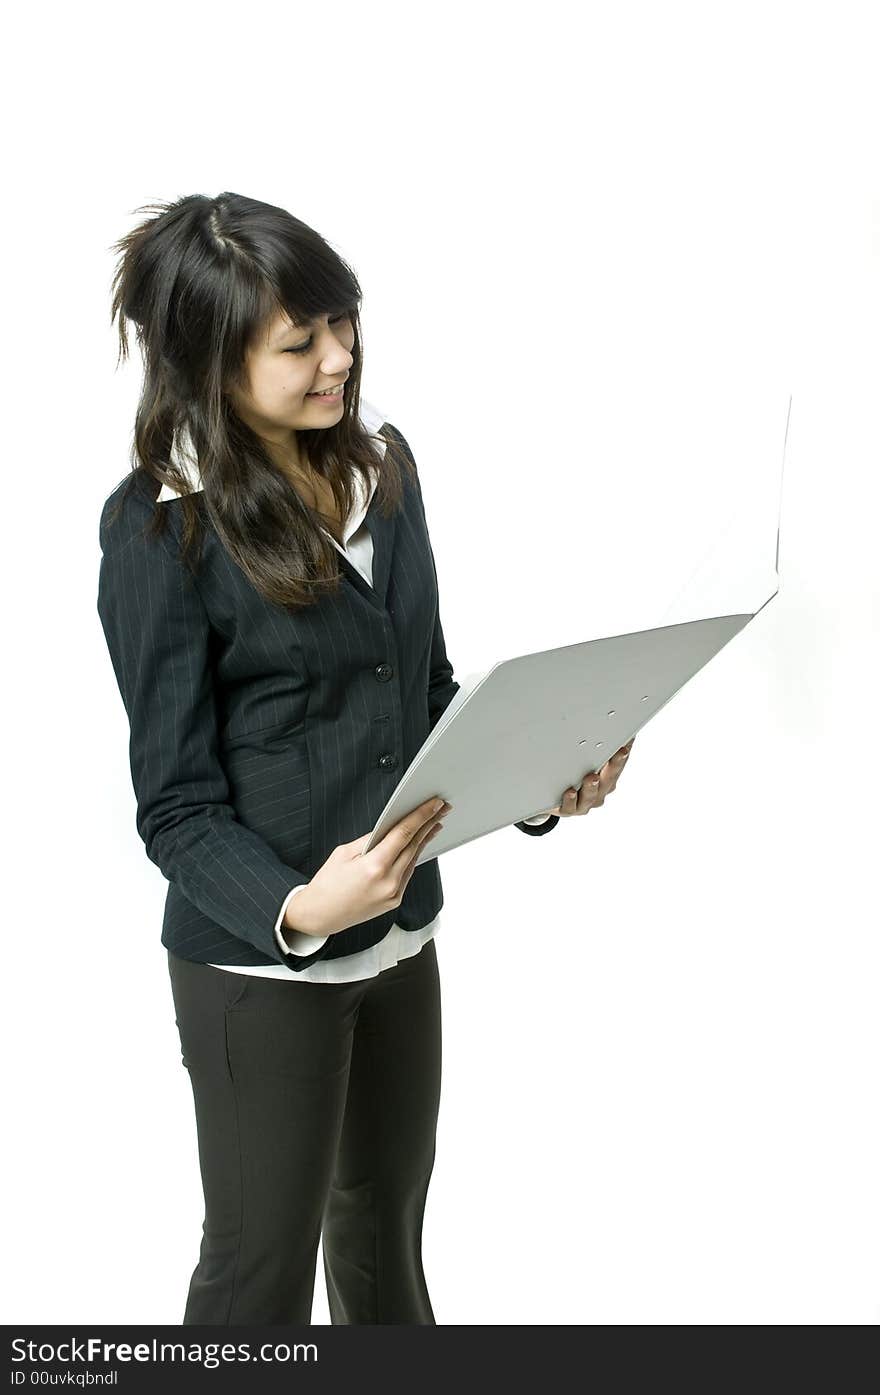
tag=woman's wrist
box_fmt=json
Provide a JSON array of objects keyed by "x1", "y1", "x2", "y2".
[{"x1": 283, "y1": 887, "x2": 322, "y2": 936}]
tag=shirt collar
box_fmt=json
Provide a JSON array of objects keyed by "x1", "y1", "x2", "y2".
[{"x1": 156, "y1": 396, "x2": 389, "y2": 525}]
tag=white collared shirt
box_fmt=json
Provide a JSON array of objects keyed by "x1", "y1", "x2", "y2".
[{"x1": 158, "y1": 399, "x2": 549, "y2": 983}]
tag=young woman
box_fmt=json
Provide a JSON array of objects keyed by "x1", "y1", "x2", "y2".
[{"x1": 97, "y1": 191, "x2": 631, "y2": 1326}]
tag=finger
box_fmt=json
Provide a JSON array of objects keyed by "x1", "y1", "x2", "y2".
[
  {"x1": 563, "y1": 781, "x2": 591, "y2": 820},
  {"x1": 602, "y1": 749, "x2": 631, "y2": 796},
  {"x1": 389, "y1": 793, "x2": 452, "y2": 871},
  {"x1": 400, "y1": 816, "x2": 444, "y2": 884},
  {"x1": 373, "y1": 796, "x2": 450, "y2": 871},
  {"x1": 594, "y1": 761, "x2": 618, "y2": 805},
  {"x1": 581, "y1": 774, "x2": 603, "y2": 813},
  {"x1": 560, "y1": 744, "x2": 632, "y2": 816},
  {"x1": 419, "y1": 795, "x2": 451, "y2": 825}
]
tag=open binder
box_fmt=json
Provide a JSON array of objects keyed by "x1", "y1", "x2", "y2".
[{"x1": 363, "y1": 395, "x2": 792, "y2": 866}]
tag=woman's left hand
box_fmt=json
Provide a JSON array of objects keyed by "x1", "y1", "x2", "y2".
[{"x1": 532, "y1": 738, "x2": 636, "y2": 819}]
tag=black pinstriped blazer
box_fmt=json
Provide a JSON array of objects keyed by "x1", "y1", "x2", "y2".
[{"x1": 96, "y1": 418, "x2": 558, "y2": 971}]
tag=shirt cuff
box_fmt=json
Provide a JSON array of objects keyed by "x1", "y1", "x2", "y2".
[{"x1": 273, "y1": 884, "x2": 330, "y2": 956}]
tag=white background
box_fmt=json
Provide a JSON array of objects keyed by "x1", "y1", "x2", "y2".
[{"x1": 3, "y1": 0, "x2": 878, "y2": 1326}]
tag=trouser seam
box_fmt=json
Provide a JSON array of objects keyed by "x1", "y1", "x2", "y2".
[
  {"x1": 363, "y1": 1019, "x2": 381, "y2": 1325},
  {"x1": 223, "y1": 1000, "x2": 245, "y2": 1325}
]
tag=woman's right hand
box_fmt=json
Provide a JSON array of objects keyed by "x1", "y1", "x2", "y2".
[{"x1": 282, "y1": 795, "x2": 453, "y2": 938}]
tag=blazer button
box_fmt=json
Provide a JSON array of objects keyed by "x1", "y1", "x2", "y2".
[
  {"x1": 378, "y1": 753, "x2": 399, "y2": 771},
  {"x1": 375, "y1": 663, "x2": 393, "y2": 681}
]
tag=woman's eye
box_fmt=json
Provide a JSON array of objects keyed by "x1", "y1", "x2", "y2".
[{"x1": 287, "y1": 313, "x2": 350, "y2": 354}]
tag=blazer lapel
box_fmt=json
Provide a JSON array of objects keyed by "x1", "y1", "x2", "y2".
[
  {"x1": 334, "y1": 483, "x2": 396, "y2": 614},
  {"x1": 362, "y1": 489, "x2": 396, "y2": 607}
]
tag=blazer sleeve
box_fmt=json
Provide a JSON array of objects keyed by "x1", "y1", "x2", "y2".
[
  {"x1": 514, "y1": 813, "x2": 560, "y2": 835},
  {"x1": 388, "y1": 424, "x2": 559, "y2": 841},
  {"x1": 96, "y1": 486, "x2": 332, "y2": 969}
]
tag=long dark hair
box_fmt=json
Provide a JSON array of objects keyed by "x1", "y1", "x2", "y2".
[{"x1": 106, "y1": 191, "x2": 415, "y2": 610}]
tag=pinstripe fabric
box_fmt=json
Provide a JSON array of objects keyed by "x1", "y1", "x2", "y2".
[{"x1": 97, "y1": 406, "x2": 557, "y2": 972}]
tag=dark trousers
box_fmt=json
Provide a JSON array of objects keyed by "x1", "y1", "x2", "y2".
[{"x1": 167, "y1": 937, "x2": 442, "y2": 1325}]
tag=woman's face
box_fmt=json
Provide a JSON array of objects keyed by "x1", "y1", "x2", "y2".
[{"x1": 227, "y1": 307, "x2": 356, "y2": 458}]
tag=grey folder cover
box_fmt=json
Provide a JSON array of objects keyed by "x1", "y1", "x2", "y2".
[{"x1": 364, "y1": 396, "x2": 792, "y2": 867}]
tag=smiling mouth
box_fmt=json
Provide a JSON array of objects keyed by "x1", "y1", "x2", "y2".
[{"x1": 307, "y1": 380, "x2": 347, "y2": 397}]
